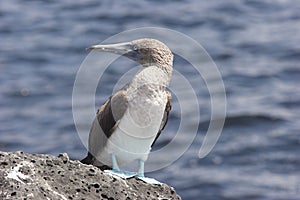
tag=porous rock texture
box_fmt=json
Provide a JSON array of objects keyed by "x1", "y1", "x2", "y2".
[{"x1": 0, "y1": 151, "x2": 181, "y2": 200}]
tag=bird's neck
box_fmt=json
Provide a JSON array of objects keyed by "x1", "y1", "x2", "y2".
[{"x1": 130, "y1": 65, "x2": 172, "y2": 91}]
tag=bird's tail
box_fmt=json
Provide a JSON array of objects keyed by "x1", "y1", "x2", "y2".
[
  {"x1": 81, "y1": 152, "x2": 112, "y2": 171},
  {"x1": 81, "y1": 152, "x2": 94, "y2": 165}
]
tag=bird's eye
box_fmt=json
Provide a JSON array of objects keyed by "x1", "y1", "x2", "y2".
[{"x1": 133, "y1": 45, "x2": 138, "y2": 51}]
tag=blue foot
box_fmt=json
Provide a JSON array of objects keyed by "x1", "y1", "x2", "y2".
[
  {"x1": 137, "y1": 176, "x2": 162, "y2": 185},
  {"x1": 136, "y1": 159, "x2": 162, "y2": 184},
  {"x1": 104, "y1": 169, "x2": 137, "y2": 179}
]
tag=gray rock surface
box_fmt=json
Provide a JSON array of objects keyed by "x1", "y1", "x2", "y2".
[{"x1": 0, "y1": 151, "x2": 181, "y2": 200}]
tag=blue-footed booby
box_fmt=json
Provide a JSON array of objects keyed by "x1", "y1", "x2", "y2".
[{"x1": 81, "y1": 38, "x2": 173, "y2": 183}]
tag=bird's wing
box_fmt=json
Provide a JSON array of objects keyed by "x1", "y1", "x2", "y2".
[
  {"x1": 82, "y1": 87, "x2": 128, "y2": 166},
  {"x1": 151, "y1": 90, "x2": 172, "y2": 147},
  {"x1": 96, "y1": 87, "x2": 129, "y2": 138}
]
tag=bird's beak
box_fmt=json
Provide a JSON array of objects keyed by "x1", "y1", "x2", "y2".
[
  {"x1": 86, "y1": 42, "x2": 134, "y2": 55},
  {"x1": 87, "y1": 42, "x2": 142, "y2": 61}
]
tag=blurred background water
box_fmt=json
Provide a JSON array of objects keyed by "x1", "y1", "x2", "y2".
[{"x1": 1, "y1": 0, "x2": 300, "y2": 199}]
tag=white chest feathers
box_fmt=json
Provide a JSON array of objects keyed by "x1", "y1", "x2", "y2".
[{"x1": 99, "y1": 66, "x2": 169, "y2": 165}]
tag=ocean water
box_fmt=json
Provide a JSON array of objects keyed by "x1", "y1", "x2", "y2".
[{"x1": 1, "y1": 0, "x2": 300, "y2": 199}]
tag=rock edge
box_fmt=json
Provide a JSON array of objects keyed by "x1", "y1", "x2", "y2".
[{"x1": 0, "y1": 151, "x2": 181, "y2": 200}]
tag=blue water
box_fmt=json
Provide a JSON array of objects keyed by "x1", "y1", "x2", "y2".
[{"x1": 1, "y1": 0, "x2": 300, "y2": 199}]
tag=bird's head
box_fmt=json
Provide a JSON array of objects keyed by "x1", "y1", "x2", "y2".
[{"x1": 87, "y1": 38, "x2": 173, "y2": 69}]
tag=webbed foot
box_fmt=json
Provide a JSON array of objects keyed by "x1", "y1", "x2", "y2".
[
  {"x1": 137, "y1": 176, "x2": 162, "y2": 185},
  {"x1": 104, "y1": 169, "x2": 137, "y2": 179}
]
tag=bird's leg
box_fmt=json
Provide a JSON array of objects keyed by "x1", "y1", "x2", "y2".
[
  {"x1": 138, "y1": 159, "x2": 145, "y2": 178},
  {"x1": 136, "y1": 159, "x2": 161, "y2": 185},
  {"x1": 111, "y1": 153, "x2": 120, "y2": 172},
  {"x1": 104, "y1": 153, "x2": 136, "y2": 178}
]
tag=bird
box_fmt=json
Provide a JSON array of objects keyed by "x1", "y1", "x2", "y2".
[{"x1": 81, "y1": 38, "x2": 173, "y2": 183}]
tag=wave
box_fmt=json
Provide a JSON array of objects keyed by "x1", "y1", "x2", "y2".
[{"x1": 199, "y1": 113, "x2": 285, "y2": 129}]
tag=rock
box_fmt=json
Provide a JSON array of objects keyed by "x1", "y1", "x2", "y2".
[{"x1": 0, "y1": 151, "x2": 181, "y2": 200}]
